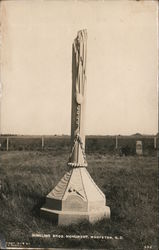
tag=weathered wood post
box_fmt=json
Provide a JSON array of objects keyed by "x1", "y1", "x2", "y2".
[
  {"x1": 42, "y1": 136, "x2": 44, "y2": 150},
  {"x1": 41, "y1": 30, "x2": 110, "y2": 225},
  {"x1": 154, "y1": 136, "x2": 156, "y2": 149},
  {"x1": 6, "y1": 137, "x2": 9, "y2": 151},
  {"x1": 115, "y1": 135, "x2": 118, "y2": 149}
]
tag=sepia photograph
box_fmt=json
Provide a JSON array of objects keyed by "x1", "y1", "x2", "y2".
[{"x1": 0, "y1": 0, "x2": 158, "y2": 249}]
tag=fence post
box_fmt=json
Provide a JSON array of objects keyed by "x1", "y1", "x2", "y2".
[
  {"x1": 115, "y1": 135, "x2": 118, "y2": 149},
  {"x1": 6, "y1": 137, "x2": 9, "y2": 151},
  {"x1": 154, "y1": 136, "x2": 157, "y2": 149},
  {"x1": 42, "y1": 136, "x2": 44, "y2": 150}
]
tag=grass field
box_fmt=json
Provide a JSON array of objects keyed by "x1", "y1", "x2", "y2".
[{"x1": 0, "y1": 150, "x2": 158, "y2": 249}]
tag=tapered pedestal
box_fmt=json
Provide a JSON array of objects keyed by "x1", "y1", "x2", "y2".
[{"x1": 41, "y1": 167, "x2": 110, "y2": 225}]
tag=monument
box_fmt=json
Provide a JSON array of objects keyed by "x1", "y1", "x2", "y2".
[
  {"x1": 136, "y1": 140, "x2": 143, "y2": 155},
  {"x1": 41, "y1": 30, "x2": 110, "y2": 225}
]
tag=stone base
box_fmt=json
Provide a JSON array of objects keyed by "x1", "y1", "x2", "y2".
[
  {"x1": 40, "y1": 167, "x2": 110, "y2": 225},
  {"x1": 41, "y1": 206, "x2": 110, "y2": 225}
]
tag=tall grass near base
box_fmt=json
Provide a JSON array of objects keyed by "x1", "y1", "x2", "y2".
[{"x1": 0, "y1": 151, "x2": 158, "y2": 249}]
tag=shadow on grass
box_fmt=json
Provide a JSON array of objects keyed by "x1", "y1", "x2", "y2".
[{"x1": 31, "y1": 196, "x2": 46, "y2": 218}]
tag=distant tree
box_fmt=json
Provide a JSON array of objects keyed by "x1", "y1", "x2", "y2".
[{"x1": 132, "y1": 133, "x2": 142, "y2": 137}]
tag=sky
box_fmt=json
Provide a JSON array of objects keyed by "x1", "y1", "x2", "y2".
[{"x1": 0, "y1": 0, "x2": 158, "y2": 135}]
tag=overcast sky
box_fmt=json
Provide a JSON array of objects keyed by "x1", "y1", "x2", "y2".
[{"x1": 0, "y1": 0, "x2": 158, "y2": 135}]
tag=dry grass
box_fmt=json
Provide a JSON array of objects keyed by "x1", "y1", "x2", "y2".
[{"x1": 0, "y1": 150, "x2": 158, "y2": 249}]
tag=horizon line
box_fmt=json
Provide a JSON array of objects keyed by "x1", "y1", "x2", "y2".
[{"x1": 0, "y1": 133, "x2": 158, "y2": 137}]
